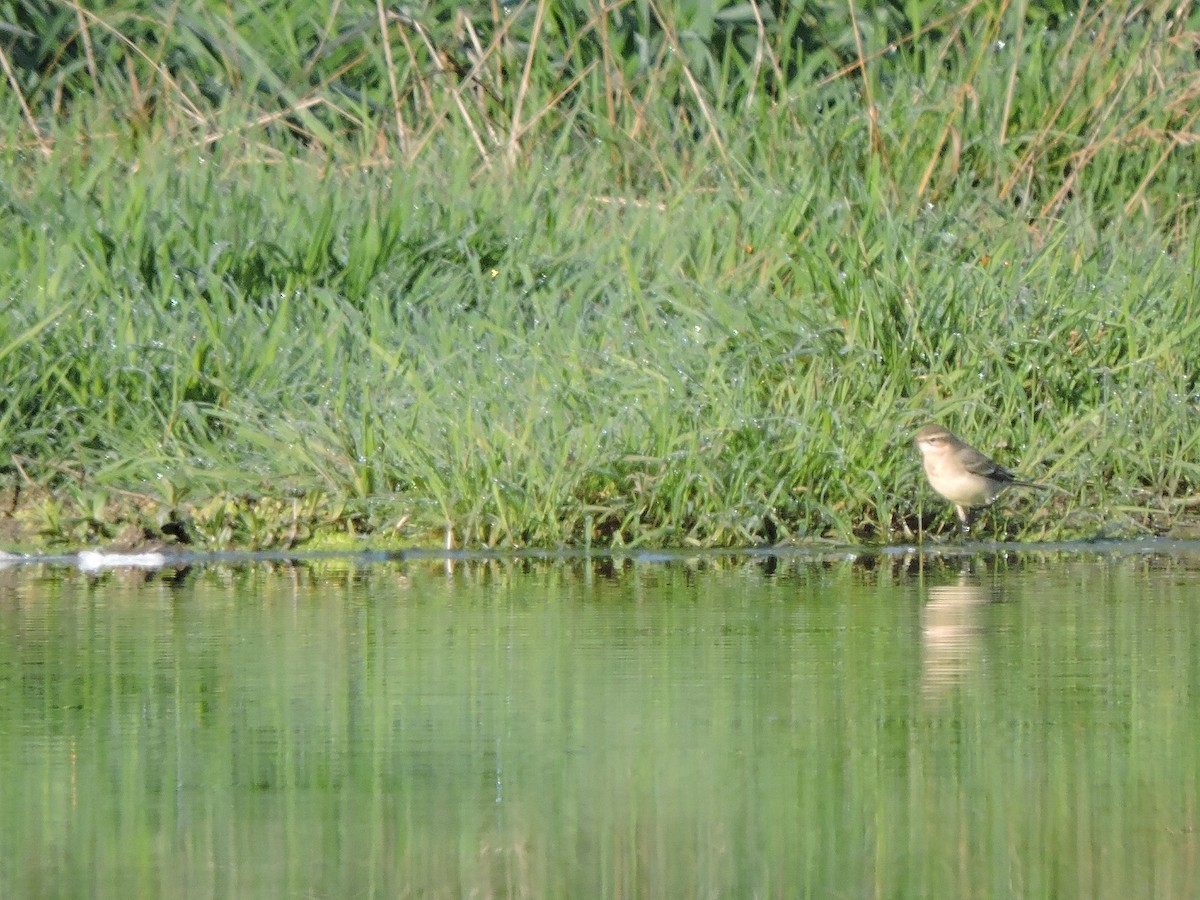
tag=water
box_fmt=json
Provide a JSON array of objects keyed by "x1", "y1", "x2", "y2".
[{"x1": 1, "y1": 548, "x2": 1198, "y2": 898}]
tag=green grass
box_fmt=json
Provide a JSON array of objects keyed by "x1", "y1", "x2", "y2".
[{"x1": 0, "y1": 0, "x2": 1198, "y2": 549}]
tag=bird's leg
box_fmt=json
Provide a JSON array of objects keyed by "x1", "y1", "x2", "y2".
[{"x1": 955, "y1": 505, "x2": 973, "y2": 537}]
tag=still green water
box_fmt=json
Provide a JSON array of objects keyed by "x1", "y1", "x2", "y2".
[{"x1": 1, "y1": 549, "x2": 1198, "y2": 898}]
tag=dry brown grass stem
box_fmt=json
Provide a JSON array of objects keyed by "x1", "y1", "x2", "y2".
[
  {"x1": 199, "y1": 96, "x2": 323, "y2": 150},
  {"x1": 743, "y1": 0, "x2": 785, "y2": 112},
  {"x1": 508, "y1": 0, "x2": 548, "y2": 161},
  {"x1": 70, "y1": 1, "x2": 100, "y2": 86},
  {"x1": 511, "y1": 60, "x2": 600, "y2": 146},
  {"x1": 818, "y1": 0, "x2": 988, "y2": 87},
  {"x1": 846, "y1": 0, "x2": 882, "y2": 163},
  {"x1": 998, "y1": 0, "x2": 1025, "y2": 147},
  {"x1": 375, "y1": 0, "x2": 409, "y2": 156},
  {"x1": 915, "y1": 2, "x2": 1004, "y2": 200},
  {"x1": 72, "y1": 3, "x2": 207, "y2": 126},
  {"x1": 645, "y1": 0, "x2": 740, "y2": 192},
  {"x1": 1125, "y1": 109, "x2": 1200, "y2": 215},
  {"x1": 999, "y1": 1, "x2": 1102, "y2": 202},
  {"x1": 591, "y1": 195, "x2": 669, "y2": 211},
  {"x1": 458, "y1": 12, "x2": 498, "y2": 141},
  {"x1": 0, "y1": 43, "x2": 50, "y2": 156},
  {"x1": 397, "y1": 13, "x2": 492, "y2": 166}
]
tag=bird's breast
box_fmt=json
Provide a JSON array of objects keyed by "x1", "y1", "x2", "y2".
[{"x1": 923, "y1": 456, "x2": 996, "y2": 507}]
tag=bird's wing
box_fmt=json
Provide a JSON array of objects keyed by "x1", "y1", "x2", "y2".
[{"x1": 958, "y1": 446, "x2": 1016, "y2": 481}]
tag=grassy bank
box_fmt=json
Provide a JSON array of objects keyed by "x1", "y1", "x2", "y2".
[{"x1": 1, "y1": 0, "x2": 1198, "y2": 550}]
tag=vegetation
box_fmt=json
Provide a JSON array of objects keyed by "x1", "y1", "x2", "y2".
[{"x1": 0, "y1": 0, "x2": 1197, "y2": 550}]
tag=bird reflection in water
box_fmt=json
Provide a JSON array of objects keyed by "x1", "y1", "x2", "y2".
[{"x1": 921, "y1": 573, "x2": 993, "y2": 699}]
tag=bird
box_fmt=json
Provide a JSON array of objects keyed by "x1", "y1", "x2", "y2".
[{"x1": 914, "y1": 423, "x2": 1056, "y2": 535}]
